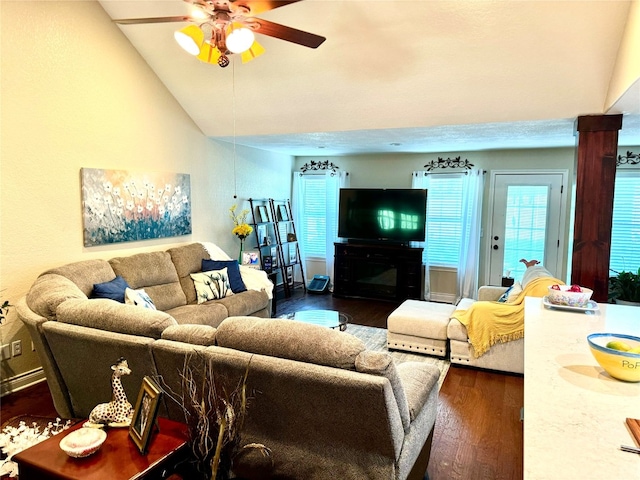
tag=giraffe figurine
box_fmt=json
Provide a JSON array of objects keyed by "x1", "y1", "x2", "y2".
[{"x1": 85, "y1": 357, "x2": 134, "y2": 428}]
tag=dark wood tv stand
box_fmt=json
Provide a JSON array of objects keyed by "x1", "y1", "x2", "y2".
[{"x1": 333, "y1": 242, "x2": 424, "y2": 302}]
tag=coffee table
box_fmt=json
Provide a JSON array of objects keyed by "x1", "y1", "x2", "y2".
[{"x1": 282, "y1": 309, "x2": 350, "y2": 331}]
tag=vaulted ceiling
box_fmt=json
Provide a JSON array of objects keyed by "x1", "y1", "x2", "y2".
[{"x1": 99, "y1": 0, "x2": 640, "y2": 156}]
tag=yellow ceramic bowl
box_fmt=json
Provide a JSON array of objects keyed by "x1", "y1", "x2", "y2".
[{"x1": 587, "y1": 333, "x2": 640, "y2": 382}]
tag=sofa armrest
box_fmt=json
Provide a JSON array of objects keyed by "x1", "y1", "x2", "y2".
[
  {"x1": 161, "y1": 324, "x2": 217, "y2": 345},
  {"x1": 395, "y1": 362, "x2": 440, "y2": 423},
  {"x1": 478, "y1": 285, "x2": 508, "y2": 301}
]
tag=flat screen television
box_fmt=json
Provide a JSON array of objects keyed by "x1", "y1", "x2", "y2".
[{"x1": 338, "y1": 188, "x2": 427, "y2": 243}]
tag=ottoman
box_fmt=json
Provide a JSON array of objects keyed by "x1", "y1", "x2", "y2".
[{"x1": 387, "y1": 300, "x2": 457, "y2": 357}]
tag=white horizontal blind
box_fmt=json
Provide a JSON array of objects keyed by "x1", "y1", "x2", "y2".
[
  {"x1": 610, "y1": 171, "x2": 640, "y2": 273},
  {"x1": 427, "y1": 175, "x2": 464, "y2": 267},
  {"x1": 300, "y1": 176, "x2": 327, "y2": 257}
]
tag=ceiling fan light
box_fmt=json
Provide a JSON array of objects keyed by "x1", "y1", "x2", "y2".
[
  {"x1": 197, "y1": 42, "x2": 222, "y2": 64},
  {"x1": 241, "y1": 40, "x2": 266, "y2": 64},
  {"x1": 174, "y1": 25, "x2": 204, "y2": 55},
  {"x1": 226, "y1": 24, "x2": 255, "y2": 54}
]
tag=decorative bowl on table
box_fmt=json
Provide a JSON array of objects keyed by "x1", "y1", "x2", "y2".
[
  {"x1": 547, "y1": 284, "x2": 593, "y2": 307},
  {"x1": 59, "y1": 427, "x2": 107, "y2": 458},
  {"x1": 587, "y1": 333, "x2": 640, "y2": 382}
]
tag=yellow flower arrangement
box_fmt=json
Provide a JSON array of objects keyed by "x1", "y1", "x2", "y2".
[{"x1": 229, "y1": 204, "x2": 253, "y2": 240}]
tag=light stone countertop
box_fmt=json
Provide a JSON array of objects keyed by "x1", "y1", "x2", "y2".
[{"x1": 524, "y1": 296, "x2": 640, "y2": 479}]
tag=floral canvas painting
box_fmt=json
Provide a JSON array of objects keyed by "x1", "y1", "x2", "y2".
[{"x1": 81, "y1": 168, "x2": 191, "y2": 247}]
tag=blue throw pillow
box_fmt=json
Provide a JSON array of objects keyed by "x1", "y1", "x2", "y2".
[
  {"x1": 202, "y1": 259, "x2": 247, "y2": 293},
  {"x1": 92, "y1": 276, "x2": 130, "y2": 303}
]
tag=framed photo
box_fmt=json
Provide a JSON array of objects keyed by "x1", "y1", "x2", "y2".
[
  {"x1": 289, "y1": 246, "x2": 298, "y2": 264},
  {"x1": 257, "y1": 225, "x2": 267, "y2": 246},
  {"x1": 129, "y1": 376, "x2": 162, "y2": 454},
  {"x1": 257, "y1": 205, "x2": 269, "y2": 223},
  {"x1": 263, "y1": 255, "x2": 273, "y2": 273},
  {"x1": 242, "y1": 251, "x2": 259, "y2": 266},
  {"x1": 270, "y1": 246, "x2": 278, "y2": 267},
  {"x1": 278, "y1": 204, "x2": 289, "y2": 221}
]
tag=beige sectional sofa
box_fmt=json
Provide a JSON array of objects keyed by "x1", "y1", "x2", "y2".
[{"x1": 17, "y1": 241, "x2": 440, "y2": 479}]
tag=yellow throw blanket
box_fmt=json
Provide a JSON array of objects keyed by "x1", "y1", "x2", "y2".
[{"x1": 451, "y1": 276, "x2": 563, "y2": 358}]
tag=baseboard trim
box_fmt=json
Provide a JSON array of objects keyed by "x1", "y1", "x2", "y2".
[{"x1": 0, "y1": 367, "x2": 46, "y2": 397}]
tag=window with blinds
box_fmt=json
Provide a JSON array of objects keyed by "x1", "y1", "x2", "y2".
[
  {"x1": 426, "y1": 175, "x2": 464, "y2": 267},
  {"x1": 300, "y1": 176, "x2": 327, "y2": 257},
  {"x1": 610, "y1": 171, "x2": 640, "y2": 273}
]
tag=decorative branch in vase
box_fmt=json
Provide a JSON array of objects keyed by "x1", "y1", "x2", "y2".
[
  {"x1": 229, "y1": 205, "x2": 253, "y2": 263},
  {"x1": 159, "y1": 354, "x2": 271, "y2": 480}
]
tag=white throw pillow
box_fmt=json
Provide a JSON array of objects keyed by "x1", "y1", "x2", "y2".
[
  {"x1": 191, "y1": 268, "x2": 234, "y2": 304},
  {"x1": 506, "y1": 281, "x2": 523, "y2": 303},
  {"x1": 124, "y1": 288, "x2": 156, "y2": 310}
]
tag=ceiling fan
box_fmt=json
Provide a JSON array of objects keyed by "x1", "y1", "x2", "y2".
[{"x1": 113, "y1": 0, "x2": 326, "y2": 67}]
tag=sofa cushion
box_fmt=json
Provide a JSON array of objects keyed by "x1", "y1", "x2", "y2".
[
  {"x1": 44, "y1": 259, "x2": 116, "y2": 297},
  {"x1": 92, "y1": 276, "x2": 130, "y2": 303},
  {"x1": 167, "y1": 243, "x2": 211, "y2": 305},
  {"x1": 215, "y1": 316, "x2": 366, "y2": 370},
  {"x1": 109, "y1": 251, "x2": 186, "y2": 311},
  {"x1": 212, "y1": 290, "x2": 269, "y2": 317},
  {"x1": 56, "y1": 298, "x2": 176, "y2": 339},
  {"x1": 161, "y1": 324, "x2": 217, "y2": 345},
  {"x1": 202, "y1": 259, "x2": 247, "y2": 293},
  {"x1": 26, "y1": 274, "x2": 88, "y2": 320},
  {"x1": 166, "y1": 303, "x2": 229, "y2": 328},
  {"x1": 355, "y1": 350, "x2": 411, "y2": 431},
  {"x1": 190, "y1": 269, "x2": 233, "y2": 303},
  {"x1": 124, "y1": 288, "x2": 156, "y2": 309}
]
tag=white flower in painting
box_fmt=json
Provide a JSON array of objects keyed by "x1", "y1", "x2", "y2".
[
  {"x1": 109, "y1": 206, "x2": 117, "y2": 214},
  {"x1": 116, "y1": 198, "x2": 124, "y2": 207},
  {"x1": 103, "y1": 181, "x2": 113, "y2": 193},
  {"x1": 163, "y1": 195, "x2": 169, "y2": 203},
  {"x1": 123, "y1": 182, "x2": 130, "y2": 191},
  {"x1": 148, "y1": 184, "x2": 155, "y2": 192},
  {"x1": 137, "y1": 205, "x2": 143, "y2": 214},
  {"x1": 93, "y1": 192, "x2": 101, "y2": 202},
  {"x1": 116, "y1": 208, "x2": 123, "y2": 216},
  {"x1": 174, "y1": 204, "x2": 181, "y2": 214},
  {"x1": 182, "y1": 195, "x2": 189, "y2": 204},
  {"x1": 167, "y1": 203, "x2": 174, "y2": 212},
  {"x1": 126, "y1": 200, "x2": 134, "y2": 211},
  {"x1": 137, "y1": 192, "x2": 144, "y2": 199},
  {"x1": 113, "y1": 187, "x2": 121, "y2": 196},
  {"x1": 157, "y1": 187, "x2": 164, "y2": 195},
  {"x1": 148, "y1": 192, "x2": 155, "y2": 200},
  {"x1": 175, "y1": 186, "x2": 181, "y2": 196},
  {"x1": 104, "y1": 196, "x2": 113, "y2": 205},
  {"x1": 156, "y1": 198, "x2": 162, "y2": 205},
  {"x1": 165, "y1": 184, "x2": 172, "y2": 193},
  {"x1": 146, "y1": 202, "x2": 153, "y2": 211},
  {"x1": 158, "y1": 206, "x2": 165, "y2": 215}
]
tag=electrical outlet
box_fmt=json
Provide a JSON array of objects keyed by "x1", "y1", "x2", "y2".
[
  {"x1": 1, "y1": 344, "x2": 10, "y2": 360},
  {"x1": 11, "y1": 340, "x2": 22, "y2": 357}
]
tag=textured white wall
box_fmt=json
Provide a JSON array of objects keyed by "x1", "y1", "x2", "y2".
[{"x1": 0, "y1": 1, "x2": 292, "y2": 387}]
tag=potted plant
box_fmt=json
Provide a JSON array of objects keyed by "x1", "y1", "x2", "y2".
[{"x1": 609, "y1": 268, "x2": 640, "y2": 305}]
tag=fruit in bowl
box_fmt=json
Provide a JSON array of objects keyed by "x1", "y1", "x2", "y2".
[
  {"x1": 547, "y1": 284, "x2": 593, "y2": 307},
  {"x1": 587, "y1": 333, "x2": 640, "y2": 382}
]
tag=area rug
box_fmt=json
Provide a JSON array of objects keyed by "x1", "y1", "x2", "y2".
[{"x1": 346, "y1": 324, "x2": 450, "y2": 390}]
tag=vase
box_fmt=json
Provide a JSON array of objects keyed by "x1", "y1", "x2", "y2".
[{"x1": 238, "y1": 239, "x2": 244, "y2": 263}]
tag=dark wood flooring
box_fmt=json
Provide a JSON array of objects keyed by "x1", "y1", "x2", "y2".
[{"x1": 1, "y1": 289, "x2": 523, "y2": 480}]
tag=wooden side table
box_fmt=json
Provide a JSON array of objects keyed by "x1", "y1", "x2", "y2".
[{"x1": 13, "y1": 417, "x2": 189, "y2": 480}]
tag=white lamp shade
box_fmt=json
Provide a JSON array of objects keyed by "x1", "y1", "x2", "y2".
[
  {"x1": 174, "y1": 25, "x2": 205, "y2": 55},
  {"x1": 226, "y1": 26, "x2": 255, "y2": 54}
]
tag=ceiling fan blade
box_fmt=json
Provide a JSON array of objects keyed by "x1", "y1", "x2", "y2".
[
  {"x1": 247, "y1": 18, "x2": 325, "y2": 48},
  {"x1": 231, "y1": 0, "x2": 302, "y2": 16},
  {"x1": 113, "y1": 16, "x2": 194, "y2": 25}
]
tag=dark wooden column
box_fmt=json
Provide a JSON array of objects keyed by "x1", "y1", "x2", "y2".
[{"x1": 572, "y1": 114, "x2": 622, "y2": 302}]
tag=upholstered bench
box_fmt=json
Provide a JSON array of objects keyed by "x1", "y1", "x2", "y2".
[{"x1": 386, "y1": 300, "x2": 457, "y2": 357}]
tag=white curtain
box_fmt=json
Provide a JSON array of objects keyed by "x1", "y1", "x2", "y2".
[
  {"x1": 412, "y1": 171, "x2": 431, "y2": 300},
  {"x1": 292, "y1": 170, "x2": 349, "y2": 282},
  {"x1": 325, "y1": 171, "x2": 349, "y2": 278},
  {"x1": 457, "y1": 169, "x2": 484, "y2": 299}
]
